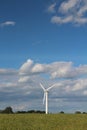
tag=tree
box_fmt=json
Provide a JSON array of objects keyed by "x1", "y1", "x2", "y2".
[
  {"x1": 2, "y1": 106, "x2": 13, "y2": 114},
  {"x1": 60, "y1": 111, "x2": 64, "y2": 114},
  {"x1": 75, "y1": 111, "x2": 81, "y2": 114},
  {"x1": 83, "y1": 112, "x2": 87, "y2": 114}
]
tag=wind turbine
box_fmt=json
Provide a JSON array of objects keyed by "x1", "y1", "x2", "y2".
[{"x1": 40, "y1": 83, "x2": 56, "y2": 114}]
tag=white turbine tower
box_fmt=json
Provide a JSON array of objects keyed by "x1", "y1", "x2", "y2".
[{"x1": 40, "y1": 83, "x2": 56, "y2": 114}]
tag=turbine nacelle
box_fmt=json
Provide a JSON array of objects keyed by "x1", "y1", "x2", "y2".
[
  {"x1": 40, "y1": 83, "x2": 56, "y2": 92},
  {"x1": 44, "y1": 90, "x2": 48, "y2": 93}
]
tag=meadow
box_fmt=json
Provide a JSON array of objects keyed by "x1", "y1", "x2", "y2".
[{"x1": 0, "y1": 114, "x2": 87, "y2": 130}]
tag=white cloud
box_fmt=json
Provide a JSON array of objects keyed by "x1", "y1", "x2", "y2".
[
  {"x1": 47, "y1": 3, "x2": 56, "y2": 13},
  {"x1": 83, "y1": 90, "x2": 87, "y2": 95},
  {"x1": 1, "y1": 59, "x2": 87, "y2": 112},
  {"x1": 74, "y1": 17, "x2": 87, "y2": 25},
  {"x1": 0, "y1": 21, "x2": 16, "y2": 27},
  {"x1": 59, "y1": 0, "x2": 80, "y2": 14},
  {"x1": 0, "y1": 68, "x2": 17, "y2": 75},
  {"x1": 32, "y1": 63, "x2": 45, "y2": 73},
  {"x1": 47, "y1": 0, "x2": 87, "y2": 25},
  {"x1": 18, "y1": 76, "x2": 31, "y2": 83},
  {"x1": 51, "y1": 15, "x2": 73, "y2": 24},
  {"x1": 48, "y1": 62, "x2": 73, "y2": 79},
  {"x1": 19, "y1": 59, "x2": 34, "y2": 75},
  {"x1": 19, "y1": 59, "x2": 87, "y2": 79},
  {"x1": 71, "y1": 79, "x2": 87, "y2": 91},
  {"x1": 77, "y1": 5, "x2": 87, "y2": 17}
]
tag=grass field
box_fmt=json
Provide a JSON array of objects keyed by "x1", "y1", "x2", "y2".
[{"x1": 0, "y1": 114, "x2": 87, "y2": 130}]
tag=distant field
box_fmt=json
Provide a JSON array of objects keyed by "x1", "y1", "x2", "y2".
[{"x1": 0, "y1": 114, "x2": 87, "y2": 130}]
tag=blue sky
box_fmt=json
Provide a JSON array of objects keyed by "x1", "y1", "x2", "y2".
[{"x1": 0, "y1": 0, "x2": 87, "y2": 113}]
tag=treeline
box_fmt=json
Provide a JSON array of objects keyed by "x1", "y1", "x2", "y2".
[
  {"x1": 0, "y1": 106, "x2": 45, "y2": 114},
  {"x1": 59, "y1": 111, "x2": 87, "y2": 114},
  {"x1": 0, "y1": 107, "x2": 87, "y2": 114}
]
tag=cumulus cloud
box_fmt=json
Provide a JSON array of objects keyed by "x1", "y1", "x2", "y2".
[
  {"x1": 0, "y1": 21, "x2": 16, "y2": 27},
  {"x1": 47, "y1": 3, "x2": 56, "y2": 13},
  {"x1": 59, "y1": 0, "x2": 80, "y2": 13},
  {"x1": 1, "y1": 59, "x2": 87, "y2": 112},
  {"x1": 47, "y1": 0, "x2": 87, "y2": 25},
  {"x1": 19, "y1": 59, "x2": 34, "y2": 75},
  {"x1": 32, "y1": 63, "x2": 45, "y2": 73},
  {"x1": 19, "y1": 59, "x2": 87, "y2": 79},
  {"x1": 18, "y1": 76, "x2": 31, "y2": 83},
  {"x1": 51, "y1": 15, "x2": 73, "y2": 24},
  {"x1": 64, "y1": 78, "x2": 87, "y2": 92},
  {"x1": 0, "y1": 68, "x2": 17, "y2": 76}
]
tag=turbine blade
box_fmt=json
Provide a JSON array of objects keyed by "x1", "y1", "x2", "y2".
[
  {"x1": 43, "y1": 93, "x2": 46, "y2": 104},
  {"x1": 40, "y1": 83, "x2": 46, "y2": 91},
  {"x1": 47, "y1": 84, "x2": 56, "y2": 91}
]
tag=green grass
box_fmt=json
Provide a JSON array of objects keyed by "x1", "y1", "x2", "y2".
[{"x1": 0, "y1": 114, "x2": 87, "y2": 130}]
